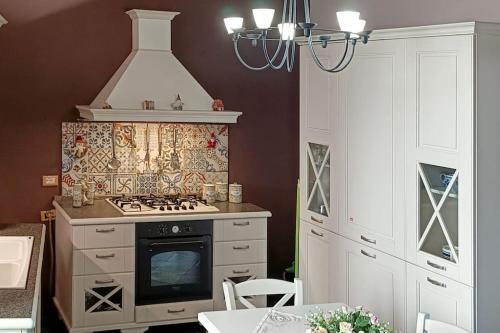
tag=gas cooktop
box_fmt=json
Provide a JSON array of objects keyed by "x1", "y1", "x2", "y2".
[{"x1": 106, "y1": 194, "x2": 219, "y2": 215}]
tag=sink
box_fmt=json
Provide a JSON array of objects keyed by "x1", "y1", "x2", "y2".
[{"x1": 0, "y1": 236, "x2": 34, "y2": 289}]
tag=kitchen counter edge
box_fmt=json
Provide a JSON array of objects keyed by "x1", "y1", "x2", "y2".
[{"x1": 53, "y1": 197, "x2": 272, "y2": 225}]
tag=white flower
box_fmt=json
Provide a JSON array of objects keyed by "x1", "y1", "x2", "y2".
[
  {"x1": 341, "y1": 306, "x2": 349, "y2": 314},
  {"x1": 370, "y1": 315, "x2": 379, "y2": 324},
  {"x1": 339, "y1": 321, "x2": 353, "y2": 333},
  {"x1": 315, "y1": 328, "x2": 328, "y2": 333}
]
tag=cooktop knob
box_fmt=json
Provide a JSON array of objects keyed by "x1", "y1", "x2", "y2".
[{"x1": 172, "y1": 225, "x2": 180, "y2": 234}]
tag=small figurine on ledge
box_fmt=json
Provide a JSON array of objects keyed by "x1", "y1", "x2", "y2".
[
  {"x1": 212, "y1": 99, "x2": 225, "y2": 111},
  {"x1": 102, "y1": 102, "x2": 113, "y2": 109},
  {"x1": 207, "y1": 132, "x2": 217, "y2": 148},
  {"x1": 171, "y1": 94, "x2": 184, "y2": 111},
  {"x1": 142, "y1": 100, "x2": 155, "y2": 110}
]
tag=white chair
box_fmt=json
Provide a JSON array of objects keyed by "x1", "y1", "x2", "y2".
[
  {"x1": 222, "y1": 278, "x2": 303, "y2": 310},
  {"x1": 416, "y1": 313, "x2": 470, "y2": 333}
]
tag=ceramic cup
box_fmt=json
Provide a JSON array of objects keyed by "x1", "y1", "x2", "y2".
[
  {"x1": 73, "y1": 183, "x2": 83, "y2": 208},
  {"x1": 203, "y1": 184, "x2": 216, "y2": 203}
]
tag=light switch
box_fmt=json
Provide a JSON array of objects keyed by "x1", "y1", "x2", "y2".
[{"x1": 42, "y1": 175, "x2": 58, "y2": 187}]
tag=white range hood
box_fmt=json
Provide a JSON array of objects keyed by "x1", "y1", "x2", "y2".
[
  {"x1": 0, "y1": 14, "x2": 7, "y2": 28},
  {"x1": 77, "y1": 10, "x2": 241, "y2": 123}
]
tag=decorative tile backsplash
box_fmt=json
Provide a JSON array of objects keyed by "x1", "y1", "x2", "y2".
[{"x1": 61, "y1": 122, "x2": 229, "y2": 196}]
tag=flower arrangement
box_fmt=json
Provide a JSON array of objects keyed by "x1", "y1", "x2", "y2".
[{"x1": 306, "y1": 306, "x2": 395, "y2": 333}]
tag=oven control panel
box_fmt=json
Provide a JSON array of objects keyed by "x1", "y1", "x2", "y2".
[{"x1": 135, "y1": 220, "x2": 212, "y2": 238}]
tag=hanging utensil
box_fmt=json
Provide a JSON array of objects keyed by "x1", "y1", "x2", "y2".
[
  {"x1": 107, "y1": 124, "x2": 121, "y2": 170},
  {"x1": 170, "y1": 128, "x2": 180, "y2": 171},
  {"x1": 156, "y1": 124, "x2": 164, "y2": 174},
  {"x1": 144, "y1": 124, "x2": 151, "y2": 172}
]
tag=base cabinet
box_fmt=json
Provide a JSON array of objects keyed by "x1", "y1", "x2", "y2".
[
  {"x1": 406, "y1": 263, "x2": 473, "y2": 333},
  {"x1": 337, "y1": 236, "x2": 406, "y2": 333}
]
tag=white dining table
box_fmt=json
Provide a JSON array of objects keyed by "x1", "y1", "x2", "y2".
[{"x1": 198, "y1": 303, "x2": 344, "y2": 333}]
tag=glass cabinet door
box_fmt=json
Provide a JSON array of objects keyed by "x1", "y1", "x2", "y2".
[
  {"x1": 417, "y1": 163, "x2": 459, "y2": 263},
  {"x1": 306, "y1": 142, "x2": 331, "y2": 217}
]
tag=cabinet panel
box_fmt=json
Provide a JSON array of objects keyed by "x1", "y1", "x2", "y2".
[
  {"x1": 338, "y1": 236, "x2": 405, "y2": 332},
  {"x1": 406, "y1": 263, "x2": 473, "y2": 333},
  {"x1": 136, "y1": 299, "x2": 213, "y2": 323},
  {"x1": 214, "y1": 240, "x2": 267, "y2": 266},
  {"x1": 299, "y1": 221, "x2": 340, "y2": 305},
  {"x1": 339, "y1": 39, "x2": 406, "y2": 258},
  {"x1": 213, "y1": 218, "x2": 267, "y2": 242},
  {"x1": 406, "y1": 35, "x2": 473, "y2": 286}
]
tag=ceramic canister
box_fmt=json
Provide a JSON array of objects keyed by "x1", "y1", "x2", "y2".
[
  {"x1": 229, "y1": 183, "x2": 243, "y2": 203},
  {"x1": 86, "y1": 181, "x2": 96, "y2": 205},
  {"x1": 203, "y1": 184, "x2": 216, "y2": 203},
  {"x1": 215, "y1": 182, "x2": 228, "y2": 201},
  {"x1": 73, "y1": 183, "x2": 83, "y2": 208}
]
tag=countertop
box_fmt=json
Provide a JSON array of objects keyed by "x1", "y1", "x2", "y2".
[
  {"x1": 53, "y1": 196, "x2": 271, "y2": 225},
  {"x1": 0, "y1": 223, "x2": 45, "y2": 329}
]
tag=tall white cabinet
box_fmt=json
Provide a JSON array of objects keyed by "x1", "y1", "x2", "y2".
[{"x1": 299, "y1": 22, "x2": 500, "y2": 333}]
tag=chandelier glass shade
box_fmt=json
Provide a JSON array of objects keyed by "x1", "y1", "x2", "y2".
[{"x1": 223, "y1": 0, "x2": 370, "y2": 73}]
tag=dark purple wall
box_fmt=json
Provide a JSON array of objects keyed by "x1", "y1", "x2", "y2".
[
  {"x1": 0, "y1": 0, "x2": 299, "y2": 280},
  {"x1": 312, "y1": 0, "x2": 500, "y2": 30}
]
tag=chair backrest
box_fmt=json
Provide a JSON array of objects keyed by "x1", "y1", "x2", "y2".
[
  {"x1": 222, "y1": 278, "x2": 303, "y2": 310},
  {"x1": 416, "y1": 313, "x2": 470, "y2": 333}
]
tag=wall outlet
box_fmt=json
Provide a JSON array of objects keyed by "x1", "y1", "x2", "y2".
[
  {"x1": 42, "y1": 175, "x2": 58, "y2": 187},
  {"x1": 40, "y1": 209, "x2": 56, "y2": 222}
]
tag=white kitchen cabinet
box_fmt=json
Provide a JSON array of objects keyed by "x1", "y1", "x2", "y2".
[
  {"x1": 406, "y1": 263, "x2": 472, "y2": 333},
  {"x1": 338, "y1": 39, "x2": 406, "y2": 259},
  {"x1": 299, "y1": 220, "x2": 340, "y2": 305},
  {"x1": 300, "y1": 22, "x2": 500, "y2": 333},
  {"x1": 299, "y1": 44, "x2": 341, "y2": 232},
  {"x1": 406, "y1": 35, "x2": 474, "y2": 286},
  {"x1": 337, "y1": 235, "x2": 406, "y2": 332}
]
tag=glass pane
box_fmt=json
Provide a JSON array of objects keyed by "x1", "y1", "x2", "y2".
[
  {"x1": 85, "y1": 286, "x2": 122, "y2": 313},
  {"x1": 151, "y1": 251, "x2": 201, "y2": 287},
  {"x1": 418, "y1": 163, "x2": 459, "y2": 262},
  {"x1": 306, "y1": 142, "x2": 330, "y2": 217},
  {"x1": 85, "y1": 292, "x2": 99, "y2": 312},
  {"x1": 108, "y1": 289, "x2": 123, "y2": 310},
  {"x1": 307, "y1": 156, "x2": 315, "y2": 197},
  {"x1": 309, "y1": 143, "x2": 328, "y2": 168},
  {"x1": 308, "y1": 188, "x2": 327, "y2": 217},
  {"x1": 319, "y1": 154, "x2": 331, "y2": 204}
]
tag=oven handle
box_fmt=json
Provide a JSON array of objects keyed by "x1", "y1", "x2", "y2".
[{"x1": 149, "y1": 240, "x2": 205, "y2": 247}]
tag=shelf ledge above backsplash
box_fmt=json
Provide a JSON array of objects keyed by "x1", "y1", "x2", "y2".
[{"x1": 77, "y1": 105, "x2": 242, "y2": 123}]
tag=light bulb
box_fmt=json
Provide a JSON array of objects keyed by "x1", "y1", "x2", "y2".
[
  {"x1": 224, "y1": 17, "x2": 244, "y2": 34},
  {"x1": 336, "y1": 11, "x2": 360, "y2": 32},
  {"x1": 351, "y1": 19, "x2": 366, "y2": 33},
  {"x1": 252, "y1": 8, "x2": 275, "y2": 29},
  {"x1": 278, "y1": 23, "x2": 296, "y2": 40}
]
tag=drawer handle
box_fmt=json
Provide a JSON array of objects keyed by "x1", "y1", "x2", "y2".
[
  {"x1": 167, "y1": 308, "x2": 186, "y2": 314},
  {"x1": 427, "y1": 277, "x2": 447, "y2": 288},
  {"x1": 361, "y1": 249, "x2": 377, "y2": 259},
  {"x1": 233, "y1": 245, "x2": 250, "y2": 250},
  {"x1": 361, "y1": 235, "x2": 376, "y2": 244},
  {"x1": 311, "y1": 229, "x2": 324, "y2": 237},
  {"x1": 95, "y1": 279, "x2": 115, "y2": 284},
  {"x1": 233, "y1": 221, "x2": 250, "y2": 226},
  {"x1": 233, "y1": 269, "x2": 250, "y2": 274},
  {"x1": 96, "y1": 227, "x2": 116, "y2": 233},
  {"x1": 311, "y1": 216, "x2": 324, "y2": 224},
  {"x1": 427, "y1": 260, "x2": 447, "y2": 271},
  {"x1": 96, "y1": 253, "x2": 116, "y2": 259}
]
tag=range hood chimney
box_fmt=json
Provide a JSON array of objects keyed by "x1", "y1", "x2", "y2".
[{"x1": 77, "y1": 9, "x2": 241, "y2": 123}]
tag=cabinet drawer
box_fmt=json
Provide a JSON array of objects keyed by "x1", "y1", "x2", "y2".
[
  {"x1": 406, "y1": 263, "x2": 473, "y2": 333},
  {"x1": 214, "y1": 240, "x2": 267, "y2": 266},
  {"x1": 214, "y1": 218, "x2": 267, "y2": 241},
  {"x1": 74, "y1": 224, "x2": 135, "y2": 249},
  {"x1": 73, "y1": 248, "x2": 134, "y2": 275},
  {"x1": 213, "y1": 263, "x2": 267, "y2": 310},
  {"x1": 136, "y1": 299, "x2": 213, "y2": 323},
  {"x1": 72, "y1": 272, "x2": 134, "y2": 328}
]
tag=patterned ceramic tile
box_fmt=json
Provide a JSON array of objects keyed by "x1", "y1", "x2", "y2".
[
  {"x1": 88, "y1": 148, "x2": 112, "y2": 173},
  {"x1": 206, "y1": 147, "x2": 228, "y2": 172},
  {"x1": 183, "y1": 125, "x2": 207, "y2": 148},
  {"x1": 87, "y1": 123, "x2": 112, "y2": 149},
  {"x1": 205, "y1": 172, "x2": 229, "y2": 185},
  {"x1": 114, "y1": 123, "x2": 135, "y2": 148},
  {"x1": 89, "y1": 173, "x2": 112, "y2": 196},
  {"x1": 62, "y1": 122, "x2": 89, "y2": 149},
  {"x1": 113, "y1": 174, "x2": 136, "y2": 195},
  {"x1": 137, "y1": 173, "x2": 160, "y2": 195},
  {"x1": 182, "y1": 148, "x2": 208, "y2": 171},
  {"x1": 182, "y1": 172, "x2": 207, "y2": 195},
  {"x1": 160, "y1": 172, "x2": 183, "y2": 195},
  {"x1": 115, "y1": 149, "x2": 138, "y2": 173}
]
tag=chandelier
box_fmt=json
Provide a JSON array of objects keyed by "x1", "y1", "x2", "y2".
[{"x1": 223, "y1": 1, "x2": 370, "y2": 73}]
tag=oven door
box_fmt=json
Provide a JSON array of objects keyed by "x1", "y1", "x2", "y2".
[{"x1": 136, "y1": 235, "x2": 212, "y2": 305}]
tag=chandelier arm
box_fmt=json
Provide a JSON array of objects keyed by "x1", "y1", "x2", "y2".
[
  {"x1": 233, "y1": 38, "x2": 270, "y2": 71},
  {"x1": 327, "y1": 42, "x2": 356, "y2": 73},
  {"x1": 262, "y1": 37, "x2": 288, "y2": 70},
  {"x1": 306, "y1": 36, "x2": 351, "y2": 72},
  {"x1": 286, "y1": 38, "x2": 297, "y2": 72},
  {"x1": 303, "y1": 0, "x2": 311, "y2": 23}
]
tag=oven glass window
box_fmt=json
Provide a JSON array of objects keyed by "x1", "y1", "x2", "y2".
[{"x1": 151, "y1": 251, "x2": 201, "y2": 287}]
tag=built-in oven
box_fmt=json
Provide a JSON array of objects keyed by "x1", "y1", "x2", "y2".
[{"x1": 136, "y1": 220, "x2": 213, "y2": 305}]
